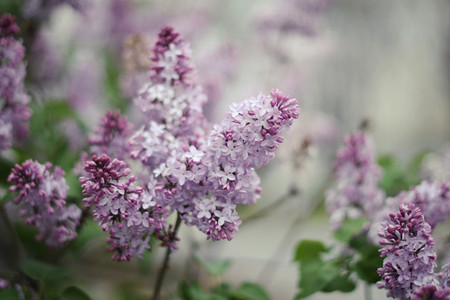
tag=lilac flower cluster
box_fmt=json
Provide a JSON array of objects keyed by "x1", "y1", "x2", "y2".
[
  {"x1": 0, "y1": 15, "x2": 31, "y2": 152},
  {"x1": 377, "y1": 203, "x2": 437, "y2": 300},
  {"x1": 7, "y1": 160, "x2": 81, "y2": 247},
  {"x1": 369, "y1": 181, "x2": 450, "y2": 243},
  {"x1": 80, "y1": 154, "x2": 169, "y2": 261},
  {"x1": 88, "y1": 110, "x2": 133, "y2": 160},
  {"x1": 377, "y1": 203, "x2": 450, "y2": 299},
  {"x1": 325, "y1": 131, "x2": 385, "y2": 230},
  {"x1": 80, "y1": 26, "x2": 300, "y2": 259}
]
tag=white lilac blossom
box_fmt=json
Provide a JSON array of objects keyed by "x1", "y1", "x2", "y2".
[
  {"x1": 377, "y1": 203, "x2": 437, "y2": 300},
  {"x1": 7, "y1": 160, "x2": 81, "y2": 247},
  {"x1": 0, "y1": 15, "x2": 31, "y2": 152},
  {"x1": 325, "y1": 132, "x2": 385, "y2": 230},
  {"x1": 80, "y1": 154, "x2": 169, "y2": 261},
  {"x1": 369, "y1": 181, "x2": 450, "y2": 244},
  {"x1": 81, "y1": 27, "x2": 300, "y2": 259}
]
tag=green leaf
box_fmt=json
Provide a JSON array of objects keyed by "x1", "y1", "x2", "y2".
[
  {"x1": 294, "y1": 240, "x2": 328, "y2": 262},
  {"x1": 378, "y1": 155, "x2": 409, "y2": 196},
  {"x1": 195, "y1": 256, "x2": 231, "y2": 276},
  {"x1": 179, "y1": 282, "x2": 210, "y2": 300},
  {"x1": 333, "y1": 217, "x2": 368, "y2": 243},
  {"x1": 0, "y1": 288, "x2": 21, "y2": 300},
  {"x1": 295, "y1": 259, "x2": 340, "y2": 299},
  {"x1": 70, "y1": 220, "x2": 104, "y2": 253},
  {"x1": 20, "y1": 259, "x2": 70, "y2": 282},
  {"x1": 233, "y1": 282, "x2": 271, "y2": 300},
  {"x1": 349, "y1": 233, "x2": 383, "y2": 284},
  {"x1": 0, "y1": 0, "x2": 23, "y2": 15},
  {"x1": 61, "y1": 286, "x2": 92, "y2": 300},
  {"x1": 321, "y1": 274, "x2": 356, "y2": 293}
]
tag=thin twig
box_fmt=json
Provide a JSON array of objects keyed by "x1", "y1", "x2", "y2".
[
  {"x1": 241, "y1": 183, "x2": 299, "y2": 224},
  {"x1": 152, "y1": 213, "x2": 182, "y2": 300},
  {"x1": 364, "y1": 283, "x2": 372, "y2": 300}
]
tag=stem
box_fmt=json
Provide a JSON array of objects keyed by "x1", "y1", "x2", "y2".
[
  {"x1": 241, "y1": 184, "x2": 298, "y2": 224},
  {"x1": 364, "y1": 283, "x2": 372, "y2": 300},
  {"x1": 152, "y1": 213, "x2": 182, "y2": 300}
]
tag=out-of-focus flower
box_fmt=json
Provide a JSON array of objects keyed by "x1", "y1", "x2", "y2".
[
  {"x1": 8, "y1": 160, "x2": 81, "y2": 247},
  {"x1": 422, "y1": 143, "x2": 450, "y2": 183},
  {"x1": 325, "y1": 132, "x2": 384, "y2": 230},
  {"x1": 0, "y1": 14, "x2": 31, "y2": 152},
  {"x1": 22, "y1": 0, "x2": 87, "y2": 20}
]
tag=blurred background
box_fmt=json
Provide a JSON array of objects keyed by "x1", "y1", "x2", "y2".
[{"x1": 3, "y1": 0, "x2": 450, "y2": 299}]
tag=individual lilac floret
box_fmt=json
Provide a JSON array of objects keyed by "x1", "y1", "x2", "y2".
[
  {"x1": 377, "y1": 203, "x2": 437, "y2": 300},
  {"x1": 80, "y1": 154, "x2": 169, "y2": 261},
  {"x1": 88, "y1": 110, "x2": 133, "y2": 160},
  {"x1": 7, "y1": 160, "x2": 81, "y2": 247},
  {"x1": 369, "y1": 181, "x2": 450, "y2": 243},
  {"x1": 0, "y1": 14, "x2": 31, "y2": 152},
  {"x1": 325, "y1": 132, "x2": 385, "y2": 230}
]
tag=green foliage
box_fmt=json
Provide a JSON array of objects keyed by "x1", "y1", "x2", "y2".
[
  {"x1": 333, "y1": 217, "x2": 368, "y2": 243},
  {"x1": 195, "y1": 256, "x2": 232, "y2": 277},
  {"x1": 20, "y1": 99, "x2": 86, "y2": 171},
  {"x1": 20, "y1": 259, "x2": 70, "y2": 282},
  {"x1": 293, "y1": 240, "x2": 328, "y2": 261},
  {"x1": 0, "y1": 0, "x2": 23, "y2": 16},
  {"x1": 293, "y1": 239, "x2": 356, "y2": 299},
  {"x1": 179, "y1": 281, "x2": 271, "y2": 300},
  {"x1": 70, "y1": 219, "x2": 104, "y2": 254},
  {"x1": 103, "y1": 52, "x2": 128, "y2": 112},
  {"x1": 378, "y1": 152, "x2": 428, "y2": 196},
  {"x1": 61, "y1": 286, "x2": 92, "y2": 300},
  {"x1": 0, "y1": 288, "x2": 21, "y2": 300},
  {"x1": 348, "y1": 234, "x2": 382, "y2": 284}
]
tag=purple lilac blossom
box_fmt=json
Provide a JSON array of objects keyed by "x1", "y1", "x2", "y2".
[
  {"x1": 0, "y1": 14, "x2": 31, "y2": 152},
  {"x1": 0, "y1": 278, "x2": 10, "y2": 289},
  {"x1": 377, "y1": 203, "x2": 437, "y2": 300},
  {"x1": 412, "y1": 285, "x2": 450, "y2": 300},
  {"x1": 325, "y1": 131, "x2": 385, "y2": 230},
  {"x1": 82, "y1": 26, "x2": 300, "y2": 258},
  {"x1": 88, "y1": 110, "x2": 133, "y2": 160},
  {"x1": 7, "y1": 160, "x2": 81, "y2": 247},
  {"x1": 80, "y1": 154, "x2": 169, "y2": 261},
  {"x1": 369, "y1": 181, "x2": 450, "y2": 244}
]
